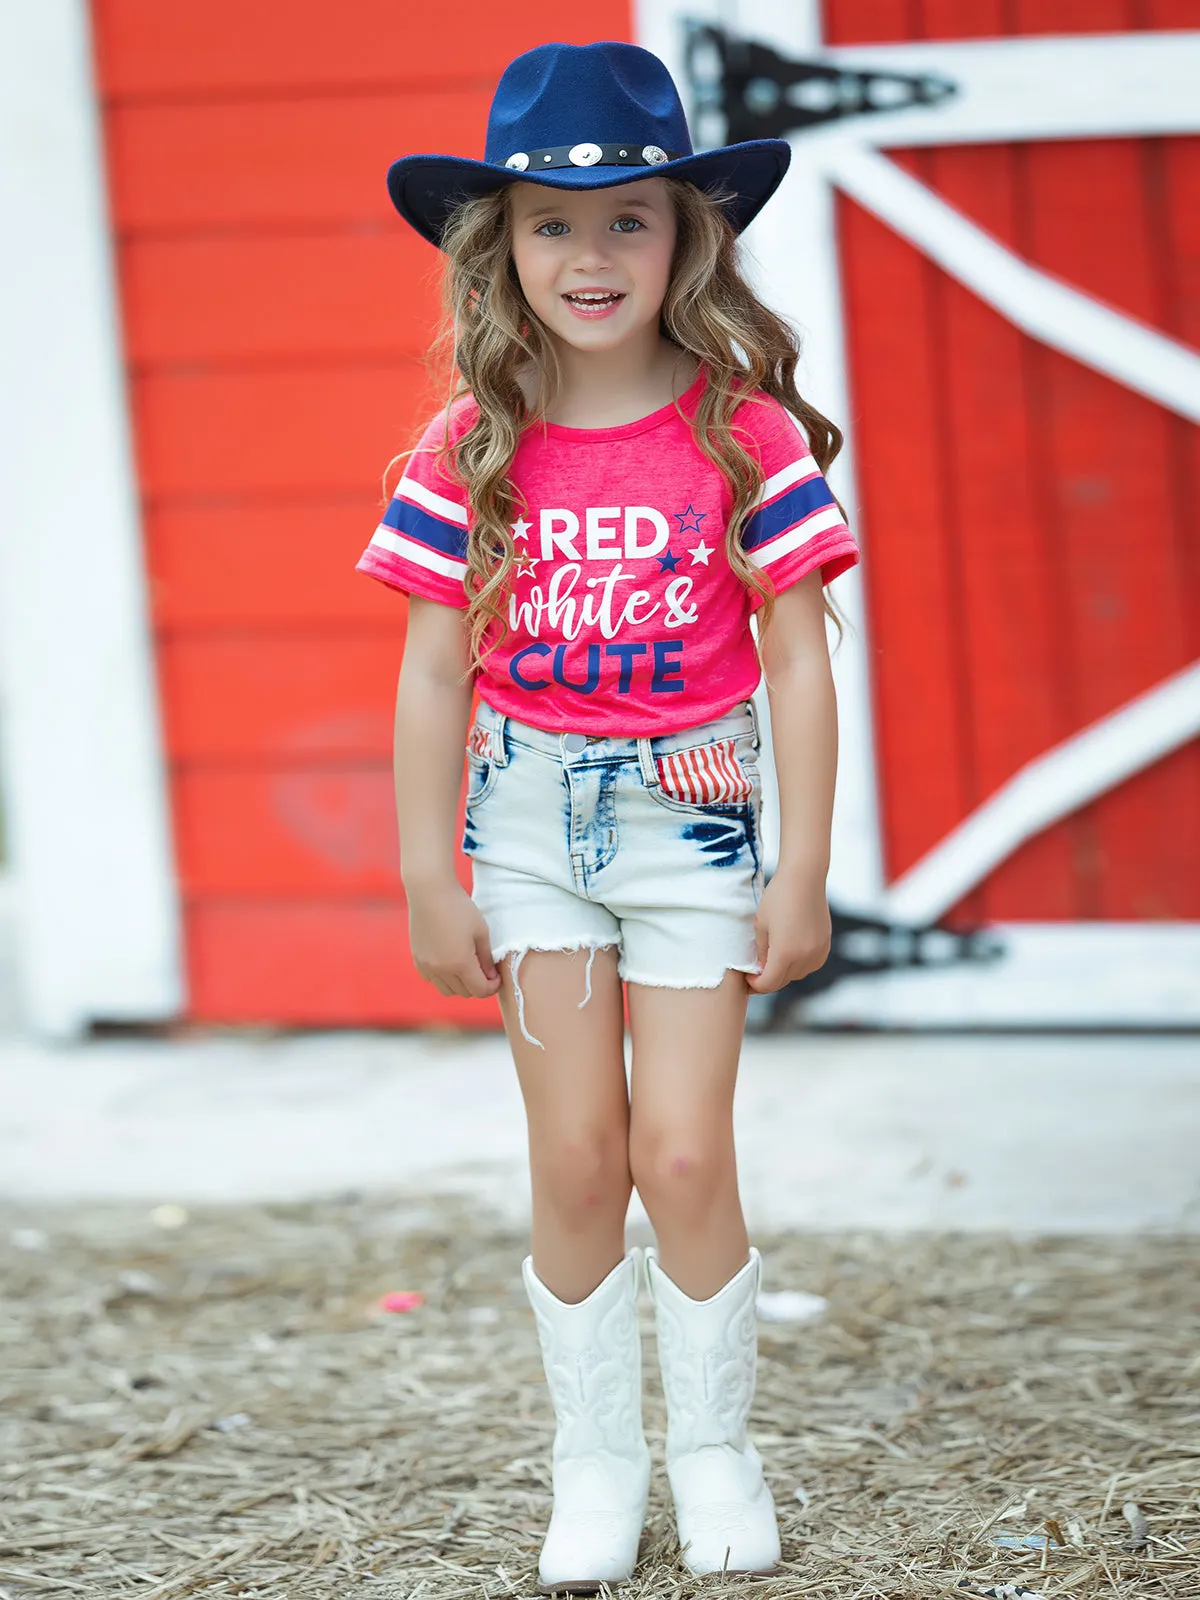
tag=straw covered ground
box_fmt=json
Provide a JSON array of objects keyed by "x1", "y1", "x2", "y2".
[{"x1": 1, "y1": 1194, "x2": 1197, "y2": 1599}]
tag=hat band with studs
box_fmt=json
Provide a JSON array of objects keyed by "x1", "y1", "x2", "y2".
[{"x1": 503, "y1": 142, "x2": 682, "y2": 174}]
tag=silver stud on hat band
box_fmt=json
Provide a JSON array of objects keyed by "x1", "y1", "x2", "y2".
[{"x1": 501, "y1": 141, "x2": 682, "y2": 174}]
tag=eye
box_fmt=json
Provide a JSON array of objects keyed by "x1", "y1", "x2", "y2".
[
  {"x1": 612, "y1": 216, "x2": 644, "y2": 233},
  {"x1": 535, "y1": 219, "x2": 569, "y2": 237}
]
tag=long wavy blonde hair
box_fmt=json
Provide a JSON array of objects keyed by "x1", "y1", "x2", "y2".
[{"x1": 409, "y1": 177, "x2": 848, "y2": 666}]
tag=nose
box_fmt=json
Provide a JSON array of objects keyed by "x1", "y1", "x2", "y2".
[{"x1": 568, "y1": 223, "x2": 614, "y2": 274}]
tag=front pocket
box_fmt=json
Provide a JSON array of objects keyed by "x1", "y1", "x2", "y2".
[
  {"x1": 655, "y1": 738, "x2": 754, "y2": 806},
  {"x1": 465, "y1": 723, "x2": 500, "y2": 810}
]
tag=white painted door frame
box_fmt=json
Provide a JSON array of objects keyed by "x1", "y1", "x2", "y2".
[
  {"x1": 0, "y1": 1, "x2": 182, "y2": 1036},
  {"x1": 638, "y1": 3, "x2": 1200, "y2": 1023}
]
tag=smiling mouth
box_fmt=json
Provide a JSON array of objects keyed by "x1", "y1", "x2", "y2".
[{"x1": 562, "y1": 291, "x2": 625, "y2": 313}]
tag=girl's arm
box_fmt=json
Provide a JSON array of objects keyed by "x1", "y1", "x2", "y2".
[
  {"x1": 748, "y1": 570, "x2": 837, "y2": 993},
  {"x1": 394, "y1": 596, "x2": 500, "y2": 1000}
]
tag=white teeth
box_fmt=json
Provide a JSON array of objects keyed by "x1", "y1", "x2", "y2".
[{"x1": 566, "y1": 292, "x2": 621, "y2": 303}]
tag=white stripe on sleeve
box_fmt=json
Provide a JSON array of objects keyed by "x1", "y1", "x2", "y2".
[
  {"x1": 369, "y1": 525, "x2": 469, "y2": 579},
  {"x1": 395, "y1": 472, "x2": 470, "y2": 527},
  {"x1": 748, "y1": 505, "x2": 848, "y2": 569},
  {"x1": 749, "y1": 454, "x2": 821, "y2": 512}
]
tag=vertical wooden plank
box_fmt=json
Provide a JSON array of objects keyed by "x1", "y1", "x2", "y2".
[
  {"x1": 1149, "y1": 16, "x2": 1200, "y2": 891},
  {"x1": 1158, "y1": 133, "x2": 1200, "y2": 661},
  {"x1": 837, "y1": 196, "x2": 970, "y2": 884},
  {"x1": 910, "y1": 143, "x2": 1082, "y2": 921},
  {"x1": 821, "y1": 1, "x2": 913, "y2": 45},
  {"x1": 1006, "y1": 0, "x2": 1132, "y2": 31}
]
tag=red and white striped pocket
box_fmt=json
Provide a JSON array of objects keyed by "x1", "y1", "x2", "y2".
[
  {"x1": 467, "y1": 723, "x2": 492, "y2": 760},
  {"x1": 655, "y1": 738, "x2": 753, "y2": 806}
]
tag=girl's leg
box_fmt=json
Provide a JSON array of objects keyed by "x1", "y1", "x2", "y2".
[
  {"x1": 627, "y1": 971, "x2": 780, "y2": 1578},
  {"x1": 501, "y1": 946, "x2": 650, "y2": 1592},
  {"x1": 498, "y1": 945, "x2": 632, "y2": 1303},
  {"x1": 625, "y1": 970, "x2": 750, "y2": 1298}
]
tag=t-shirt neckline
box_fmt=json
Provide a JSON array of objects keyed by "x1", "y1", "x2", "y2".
[{"x1": 537, "y1": 369, "x2": 706, "y2": 443}]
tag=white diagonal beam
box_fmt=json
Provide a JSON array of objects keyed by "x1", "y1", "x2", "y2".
[
  {"x1": 822, "y1": 142, "x2": 1200, "y2": 424},
  {"x1": 883, "y1": 661, "x2": 1200, "y2": 924}
]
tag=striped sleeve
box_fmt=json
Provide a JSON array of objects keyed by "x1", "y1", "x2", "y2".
[
  {"x1": 356, "y1": 408, "x2": 471, "y2": 608},
  {"x1": 738, "y1": 397, "x2": 859, "y2": 593}
]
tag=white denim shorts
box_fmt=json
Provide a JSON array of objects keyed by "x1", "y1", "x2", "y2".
[{"x1": 463, "y1": 699, "x2": 765, "y2": 1011}]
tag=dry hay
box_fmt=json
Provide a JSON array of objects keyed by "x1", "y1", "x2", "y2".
[{"x1": 1, "y1": 1194, "x2": 1197, "y2": 1600}]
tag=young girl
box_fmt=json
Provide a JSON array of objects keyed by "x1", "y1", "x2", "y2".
[{"x1": 359, "y1": 40, "x2": 859, "y2": 1592}]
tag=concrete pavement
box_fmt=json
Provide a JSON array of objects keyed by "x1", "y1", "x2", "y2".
[{"x1": 2, "y1": 1029, "x2": 1198, "y2": 1232}]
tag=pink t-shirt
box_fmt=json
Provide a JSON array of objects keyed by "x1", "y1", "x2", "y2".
[{"x1": 357, "y1": 373, "x2": 860, "y2": 736}]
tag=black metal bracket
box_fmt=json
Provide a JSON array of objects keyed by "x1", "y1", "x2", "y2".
[
  {"x1": 684, "y1": 22, "x2": 957, "y2": 144},
  {"x1": 753, "y1": 903, "x2": 1007, "y2": 1027}
]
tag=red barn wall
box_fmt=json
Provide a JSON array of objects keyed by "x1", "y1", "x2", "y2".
[{"x1": 92, "y1": 0, "x2": 632, "y2": 1024}]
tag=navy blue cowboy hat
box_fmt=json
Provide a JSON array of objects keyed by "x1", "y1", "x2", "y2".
[{"x1": 388, "y1": 40, "x2": 791, "y2": 248}]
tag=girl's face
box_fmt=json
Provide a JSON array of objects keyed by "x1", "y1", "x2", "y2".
[{"x1": 508, "y1": 178, "x2": 677, "y2": 354}]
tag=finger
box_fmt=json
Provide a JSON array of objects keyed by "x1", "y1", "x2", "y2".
[
  {"x1": 753, "y1": 917, "x2": 768, "y2": 976},
  {"x1": 474, "y1": 928, "x2": 500, "y2": 984},
  {"x1": 429, "y1": 970, "x2": 467, "y2": 998},
  {"x1": 788, "y1": 945, "x2": 830, "y2": 984},
  {"x1": 464, "y1": 963, "x2": 501, "y2": 1000},
  {"x1": 747, "y1": 957, "x2": 788, "y2": 994}
]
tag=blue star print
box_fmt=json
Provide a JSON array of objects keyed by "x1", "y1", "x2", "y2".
[
  {"x1": 657, "y1": 549, "x2": 682, "y2": 573},
  {"x1": 673, "y1": 504, "x2": 707, "y2": 536}
]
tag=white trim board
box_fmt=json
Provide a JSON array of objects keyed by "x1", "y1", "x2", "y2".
[
  {"x1": 820, "y1": 33, "x2": 1200, "y2": 147},
  {"x1": 0, "y1": 2, "x2": 182, "y2": 1036},
  {"x1": 796, "y1": 924, "x2": 1200, "y2": 1029}
]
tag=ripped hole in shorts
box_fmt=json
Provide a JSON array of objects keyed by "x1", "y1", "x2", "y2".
[{"x1": 505, "y1": 942, "x2": 617, "y2": 1049}]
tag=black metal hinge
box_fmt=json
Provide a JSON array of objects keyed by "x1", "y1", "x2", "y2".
[{"x1": 685, "y1": 22, "x2": 957, "y2": 144}]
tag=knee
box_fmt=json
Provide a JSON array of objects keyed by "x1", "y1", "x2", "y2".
[
  {"x1": 629, "y1": 1127, "x2": 734, "y2": 1228},
  {"x1": 534, "y1": 1128, "x2": 631, "y2": 1222}
]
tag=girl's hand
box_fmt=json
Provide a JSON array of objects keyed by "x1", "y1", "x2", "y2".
[
  {"x1": 747, "y1": 867, "x2": 832, "y2": 994},
  {"x1": 407, "y1": 880, "x2": 501, "y2": 1000}
]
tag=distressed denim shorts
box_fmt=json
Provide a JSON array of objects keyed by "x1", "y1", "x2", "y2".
[{"x1": 463, "y1": 699, "x2": 765, "y2": 1013}]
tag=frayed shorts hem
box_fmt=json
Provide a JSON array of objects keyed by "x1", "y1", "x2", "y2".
[
  {"x1": 491, "y1": 936, "x2": 619, "y2": 965},
  {"x1": 493, "y1": 937, "x2": 758, "y2": 992},
  {"x1": 618, "y1": 960, "x2": 759, "y2": 990}
]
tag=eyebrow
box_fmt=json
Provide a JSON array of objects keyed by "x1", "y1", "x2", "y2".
[{"x1": 522, "y1": 196, "x2": 659, "y2": 221}]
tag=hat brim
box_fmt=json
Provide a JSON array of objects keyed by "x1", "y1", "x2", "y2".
[{"x1": 387, "y1": 140, "x2": 791, "y2": 248}]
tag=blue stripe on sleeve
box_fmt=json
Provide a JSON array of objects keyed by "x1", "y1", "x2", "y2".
[
  {"x1": 380, "y1": 496, "x2": 469, "y2": 559},
  {"x1": 742, "y1": 477, "x2": 837, "y2": 552}
]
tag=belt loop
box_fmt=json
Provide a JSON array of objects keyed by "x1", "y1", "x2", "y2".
[
  {"x1": 492, "y1": 711, "x2": 510, "y2": 767},
  {"x1": 637, "y1": 736, "x2": 658, "y2": 789},
  {"x1": 746, "y1": 696, "x2": 762, "y2": 752}
]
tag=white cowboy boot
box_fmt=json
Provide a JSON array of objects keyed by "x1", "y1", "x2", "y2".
[
  {"x1": 645, "y1": 1247, "x2": 781, "y2": 1577},
  {"x1": 522, "y1": 1251, "x2": 651, "y2": 1594}
]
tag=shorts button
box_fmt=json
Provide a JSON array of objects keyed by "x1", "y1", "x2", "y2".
[{"x1": 563, "y1": 733, "x2": 588, "y2": 754}]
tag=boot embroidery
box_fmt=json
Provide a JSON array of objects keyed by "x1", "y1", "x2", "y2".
[{"x1": 531, "y1": 1293, "x2": 642, "y2": 1459}]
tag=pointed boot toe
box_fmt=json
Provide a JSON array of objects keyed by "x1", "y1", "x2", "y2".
[{"x1": 671, "y1": 1446, "x2": 781, "y2": 1574}]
